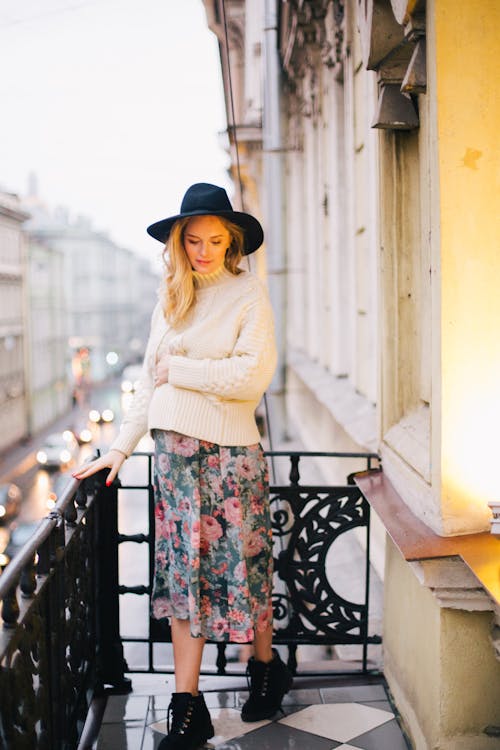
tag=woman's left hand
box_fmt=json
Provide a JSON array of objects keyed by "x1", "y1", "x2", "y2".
[{"x1": 154, "y1": 353, "x2": 170, "y2": 387}]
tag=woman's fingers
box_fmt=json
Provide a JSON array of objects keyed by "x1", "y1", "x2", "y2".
[
  {"x1": 154, "y1": 362, "x2": 169, "y2": 386},
  {"x1": 73, "y1": 455, "x2": 109, "y2": 477},
  {"x1": 154, "y1": 353, "x2": 170, "y2": 386},
  {"x1": 72, "y1": 450, "x2": 126, "y2": 483},
  {"x1": 72, "y1": 460, "x2": 104, "y2": 479},
  {"x1": 105, "y1": 468, "x2": 118, "y2": 486}
]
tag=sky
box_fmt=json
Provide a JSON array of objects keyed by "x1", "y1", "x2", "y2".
[{"x1": 0, "y1": 0, "x2": 230, "y2": 260}]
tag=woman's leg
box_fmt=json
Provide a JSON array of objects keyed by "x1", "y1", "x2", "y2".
[
  {"x1": 159, "y1": 618, "x2": 213, "y2": 749},
  {"x1": 252, "y1": 624, "x2": 273, "y2": 663},
  {"x1": 171, "y1": 617, "x2": 206, "y2": 694},
  {"x1": 241, "y1": 624, "x2": 293, "y2": 722}
]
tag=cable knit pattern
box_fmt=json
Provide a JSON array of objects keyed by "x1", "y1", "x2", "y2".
[{"x1": 110, "y1": 267, "x2": 277, "y2": 456}]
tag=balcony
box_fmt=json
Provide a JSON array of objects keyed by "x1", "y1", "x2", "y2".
[{"x1": 0, "y1": 450, "x2": 412, "y2": 749}]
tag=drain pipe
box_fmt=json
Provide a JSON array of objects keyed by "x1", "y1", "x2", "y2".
[{"x1": 263, "y1": 0, "x2": 286, "y2": 435}]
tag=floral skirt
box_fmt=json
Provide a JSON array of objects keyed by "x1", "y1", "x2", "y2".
[{"x1": 151, "y1": 429, "x2": 273, "y2": 642}]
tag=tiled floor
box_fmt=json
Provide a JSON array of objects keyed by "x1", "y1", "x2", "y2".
[{"x1": 91, "y1": 673, "x2": 411, "y2": 750}]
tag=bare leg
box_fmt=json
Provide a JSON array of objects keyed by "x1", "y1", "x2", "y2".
[
  {"x1": 171, "y1": 617, "x2": 206, "y2": 694},
  {"x1": 238, "y1": 644, "x2": 254, "y2": 663},
  {"x1": 252, "y1": 624, "x2": 273, "y2": 663}
]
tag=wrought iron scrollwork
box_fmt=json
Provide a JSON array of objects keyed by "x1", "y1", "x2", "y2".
[
  {"x1": 0, "y1": 478, "x2": 109, "y2": 749},
  {"x1": 271, "y1": 485, "x2": 370, "y2": 645},
  {"x1": 119, "y1": 450, "x2": 380, "y2": 677}
]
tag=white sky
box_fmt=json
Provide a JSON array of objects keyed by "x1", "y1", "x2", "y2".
[{"x1": 0, "y1": 0, "x2": 230, "y2": 259}]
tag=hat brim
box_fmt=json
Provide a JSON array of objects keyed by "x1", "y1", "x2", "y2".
[{"x1": 147, "y1": 210, "x2": 264, "y2": 255}]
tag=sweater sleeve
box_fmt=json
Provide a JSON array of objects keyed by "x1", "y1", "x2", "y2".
[
  {"x1": 168, "y1": 284, "x2": 277, "y2": 401},
  {"x1": 108, "y1": 302, "x2": 160, "y2": 457}
]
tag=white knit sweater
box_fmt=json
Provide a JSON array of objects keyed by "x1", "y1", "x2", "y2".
[{"x1": 110, "y1": 266, "x2": 277, "y2": 456}]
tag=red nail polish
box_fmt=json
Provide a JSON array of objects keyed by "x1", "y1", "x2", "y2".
[{"x1": 106, "y1": 479, "x2": 111, "y2": 486}]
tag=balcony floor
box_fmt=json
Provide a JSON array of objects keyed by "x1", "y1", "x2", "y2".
[{"x1": 89, "y1": 670, "x2": 411, "y2": 750}]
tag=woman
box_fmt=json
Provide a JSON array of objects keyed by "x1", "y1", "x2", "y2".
[{"x1": 73, "y1": 183, "x2": 292, "y2": 750}]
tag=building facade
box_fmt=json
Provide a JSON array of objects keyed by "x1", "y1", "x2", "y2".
[
  {"x1": 25, "y1": 234, "x2": 70, "y2": 435},
  {"x1": 204, "y1": 1, "x2": 500, "y2": 747},
  {"x1": 0, "y1": 192, "x2": 29, "y2": 452},
  {"x1": 25, "y1": 207, "x2": 159, "y2": 385}
]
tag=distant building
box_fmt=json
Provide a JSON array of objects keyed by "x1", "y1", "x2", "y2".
[
  {"x1": 0, "y1": 191, "x2": 29, "y2": 452},
  {"x1": 24, "y1": 203, "x2": 159, "y2": 385},
  {"x1": 25, "y1": 234, "x2": 70, "y2": 434}
]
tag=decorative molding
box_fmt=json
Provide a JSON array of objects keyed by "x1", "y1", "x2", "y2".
[
  {"x1": 410, "y1": 558, "x2": 496, "y2": 612},
  {"x1": 371, "y1": 83, "x2": 419, "y2": 130},
  {"x1": 410, "y1": 557, "x2": 500, "y2": 662},
  {"x1": 356, "y1": 0, "x2": 426, "y2": 129},
  {"x1": 357, "y1": 0, "x2": 405, "y2": 70},
  {"x1": 401, "y1": 38, "x2": 426, "y2": 93},
  {"x1": 279, "y1": 0, "x2": 345, "y2": 77},
  {"x1": 390, "y1": 0, "x2": 424, "y2": 26},
  {"x1": 383, "y1": 405, "x2": 431, "y2": 483}
]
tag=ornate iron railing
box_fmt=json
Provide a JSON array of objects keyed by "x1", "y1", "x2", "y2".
[
  {"x1": 0, "y1": 449, "x2": 381, "y2": 748},
  {"x1": 121, "y1": 450, "x2": 382, "y2": 676},
  {"x1": 0, "y1": 474, "x2": 130, "y2": 750}
]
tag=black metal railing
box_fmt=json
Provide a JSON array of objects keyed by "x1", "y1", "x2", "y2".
[
  {"x1": 0, "y1": 449, "x2": 381, "y2": 749},
  {"x1": 120, "y1": 450, "x2": 382, "y2": 676},
  {"x1": 0, "y1": 473, "x2": 130, "y2": 750}
]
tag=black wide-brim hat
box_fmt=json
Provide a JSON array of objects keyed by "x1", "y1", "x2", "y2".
[{"x1": 147, "y1": 182, "x2": 264, "y2": 255}]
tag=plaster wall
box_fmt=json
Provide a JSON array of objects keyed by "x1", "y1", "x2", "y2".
[
  {"x1": 434, "y1": 0, "x2": 500, "y2": 533},
  {"x1": 384, "y1": 536, "x2": 500, "y2": 749}
]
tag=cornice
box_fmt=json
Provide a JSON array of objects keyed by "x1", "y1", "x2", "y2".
[{"x1": 279, "y1": 0, "x2": 345, "y2": 78}]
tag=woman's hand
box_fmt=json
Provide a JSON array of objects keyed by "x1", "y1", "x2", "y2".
[
  {"x1": 72, "y1": 449, "x2": 127, "y2": 486},
  {"x1": 154, "y1": 353, "x2": 170, "y2": 387}
]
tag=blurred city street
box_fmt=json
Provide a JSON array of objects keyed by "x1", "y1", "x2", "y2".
[{"x1": 0, "y1": 376, "x2": 127, "y2": 562}]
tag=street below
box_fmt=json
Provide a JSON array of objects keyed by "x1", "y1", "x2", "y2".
[{"x1": 0, "y1": 376, "x2": 128, "y2": 555}]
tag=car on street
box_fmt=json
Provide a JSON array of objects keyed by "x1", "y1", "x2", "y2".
[
  {"x1": 121, "y1": 365, "x2": 143, "y2": 393},
  {"x1": 88, "y1": 407, "x2": 115, "y2": 424},
  {"x1": 70, "y1": 423, "x2": 93, "y2": 445},
  {"x1": 0, "y1": 483, "x2": 22, "y2": 525},
  {"x1": 36, "y1": 432, "x2": 79, "y2": 470}
]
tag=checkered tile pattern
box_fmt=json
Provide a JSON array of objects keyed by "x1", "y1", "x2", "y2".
[{"x1": 96, "y1": 678, "x2": 410, "y2": 750}]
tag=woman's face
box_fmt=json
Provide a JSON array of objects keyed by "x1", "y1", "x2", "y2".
[{"x1": 183, "y1": 215, "x2": 230, "y2": 274}]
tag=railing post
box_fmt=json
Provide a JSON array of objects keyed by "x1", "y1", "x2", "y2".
[{"x1": 94, "y1": 474, "x2": 132, "y2": 694}]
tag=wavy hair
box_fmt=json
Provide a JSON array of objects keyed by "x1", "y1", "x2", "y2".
[{"x1": 161, "y1": 215, "x2": 245, "y2": 327}]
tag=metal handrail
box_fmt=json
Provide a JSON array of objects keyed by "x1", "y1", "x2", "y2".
[
  {"x1": 0, "y1": 474, "x2": 82, "y2": 600},
  {"x1": 0, "y1": 449, "x2": 381, "y2": 601}
]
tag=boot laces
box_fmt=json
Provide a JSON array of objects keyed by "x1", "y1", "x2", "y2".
[
  {"x1": 167, "y1": 698, "x2": 195, "y2": 735},
  {"x1": 246, "y1": 660, "x2": 272, "y2": 698}
]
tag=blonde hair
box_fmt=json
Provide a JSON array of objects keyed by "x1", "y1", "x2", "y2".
[{"x1": 161, "y1": 215, "x2": 244, "y2": 326}]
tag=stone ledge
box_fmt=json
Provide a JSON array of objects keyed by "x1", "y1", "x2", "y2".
[
  {"x1": 287, "y1": 348, "x2": 378, "y2": 451},
  {"x1": 355, "y1": 469, "x2": 500, "y2": 606}
]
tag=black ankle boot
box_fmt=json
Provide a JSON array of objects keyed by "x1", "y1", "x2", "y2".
[
  {"x1": 158, "y1": 692, "x2": 214, "y2": 750},
  {"x1": 241, "y1": 648, "x2": 293, "y2": 722}
]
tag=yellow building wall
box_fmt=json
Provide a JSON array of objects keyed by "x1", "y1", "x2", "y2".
[
  {"x1": 435, "y1": 0, "x2": 500, "y2": 533},
  {"x1": 384, "y1": 537, "x2": 500, "y2": 749},
  {"x1": 383, "y1": 537, "x2": 441, "y2": 748}
]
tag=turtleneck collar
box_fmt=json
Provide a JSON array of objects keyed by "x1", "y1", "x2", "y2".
[{"x1": 192, "y1": 264, "x2": 235, "y2": 289}]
